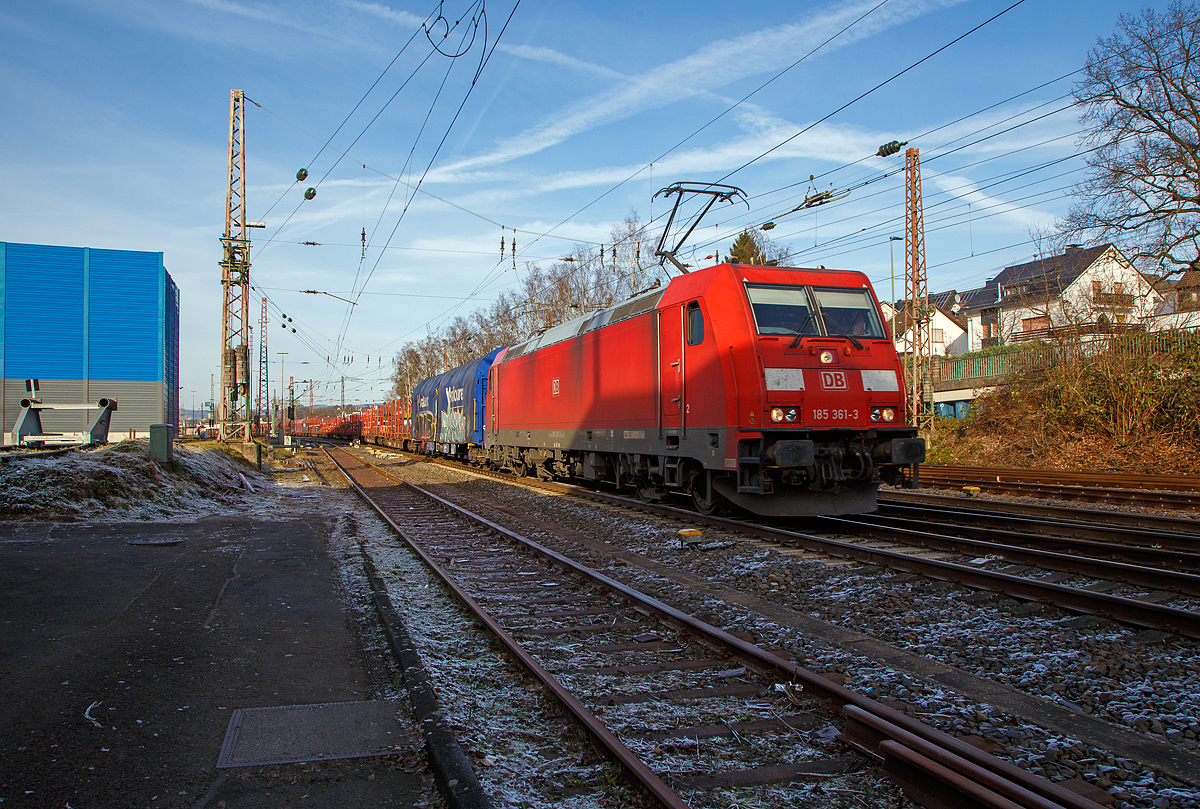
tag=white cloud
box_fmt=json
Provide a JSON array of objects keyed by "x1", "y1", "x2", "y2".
[
  {"x1": 498, "y1": 44, "x2": 626, "y2": 81},
  {"x1": 932, "y1": 175, "x2": 1050, "y2": 228},
  {"x1": 340, "y1": 0, "x2": 424, "y2": 29},
  {"x1": 442, "y1": 0, "x2": 969, "y2": 172}
]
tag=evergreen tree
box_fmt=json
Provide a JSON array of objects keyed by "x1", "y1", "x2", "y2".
[{"x1": 724, "y1": 230, "x2": 780, "y2": 266}]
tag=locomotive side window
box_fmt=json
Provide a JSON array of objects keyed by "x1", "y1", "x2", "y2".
[
  {"x1": 686, "y1": 301, "x2": 704, "y2": 345},
  {"x1": 810, "y1": 287, "x2": 886, "y2": 339},
  {"x1": 745, "y1": 285, "x2": 820, "y2": 336}
]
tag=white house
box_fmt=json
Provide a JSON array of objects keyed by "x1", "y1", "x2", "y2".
[
  {"x1": 881, "y1": 297, "x2": 969, "y2": 357},
  {"x1": 1146, "y1": 270, "x2": 1200, "y2": 331},
  {"x1": 951, "y1": 244, "x2": 1162, "y2": 352}
]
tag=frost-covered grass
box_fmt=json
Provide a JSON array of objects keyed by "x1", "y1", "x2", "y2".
[{"x1": 0, "y1": 440, "x2": 268, "y2": 521}]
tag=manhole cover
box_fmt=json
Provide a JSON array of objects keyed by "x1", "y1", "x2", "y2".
[{"x1": 217, "y1": 700, "x2": 414, "y2": 768}]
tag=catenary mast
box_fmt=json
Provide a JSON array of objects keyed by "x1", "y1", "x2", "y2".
[
  {"x1": 256, "y1": 297, "x2": 269, "y2": 435},
  {"x1": 218, "y1": 89, "x2": 257, "y2": 442},
  {"x1": 905, "y1": 147, "x2": 933, "y2": 431}
]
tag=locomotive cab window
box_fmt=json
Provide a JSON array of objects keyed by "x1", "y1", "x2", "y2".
[
  {"x1": 686, "y1": 301, "x2": 704, "y2": 345},
  {"x1": 745, "y1": 284, "x2": 820, "y2": 337},
  {"x1": 810, "y1": 287, "x2": 886, "y2": 339}
]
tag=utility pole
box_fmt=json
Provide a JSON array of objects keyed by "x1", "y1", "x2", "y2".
[
  {"x1": 217, "y1": 89, "x2": 260, "y2": 443},
  {"x1": 341, "y1": 377, "x2": 345, "y2": 416},
  {"x1": 889, "y1": 235, "x2": 902, "y2": 340},
  {"x1": 277, "y1": 351, "x2": 288, "y2": 441},
  {"x1": 904, "y1": 147, "x2": 933, "y2": 431},
  {"x1": 256, "y1": 298, "x2": 269, "y2": 437}
]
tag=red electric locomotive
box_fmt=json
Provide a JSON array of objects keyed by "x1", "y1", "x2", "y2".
[{"x1": 485, "y1": 262, "x2": 924, "y2": 516}]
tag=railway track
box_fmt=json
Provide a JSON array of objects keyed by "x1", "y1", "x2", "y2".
[
  {"x1": 326, "y1": 446, "x2": 1102, "y2": 809},
  {"x1": 878, "y1": 492, "x2": 1200, "y2": 547},
  {"x1": 918, "y1": 465, "x2": 1200, "y2": 510},
  {"x1": 824, "y1": 511, "x2": 1200, "y2": 581},
  {"x1": 362, "y1": 447, "x2": 1200, "y2": 640}
]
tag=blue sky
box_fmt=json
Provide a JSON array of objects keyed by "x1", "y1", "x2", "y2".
[{"x1": 0, "y1": 0, "x2": 1173, "y2": 410}]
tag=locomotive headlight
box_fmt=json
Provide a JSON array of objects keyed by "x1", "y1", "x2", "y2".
[
  {"x1": 784, "y1": 408, "x2": 798, "y2": 422},
  {"x1": 819, "y1": 349, "x2": 836, "y2": 364},
  {"x1": 871, "y1": 407, "x2": 897, "y2": 422},
  {"x1": 770, "y1": 408, "x2": 785, "y2": 422},
  {"x1": 882, "y1": 408, "x2": 896, "y2": 422}
]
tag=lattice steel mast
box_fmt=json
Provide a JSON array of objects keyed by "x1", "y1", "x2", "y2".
[
  {"x1": 218, "y1": 90, "x2": 250, "y2": 440},
  {"x1": 904, "y1": 147, "x2": 933, "y2": 431},
  {"x1": 256, "y1": 297, "x2": 269, "y2": 435},
  {"x1": 218, "y1": 89, "x2": 255, "y2": 442}
]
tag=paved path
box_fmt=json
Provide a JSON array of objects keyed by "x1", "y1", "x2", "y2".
[{"x1": 0, "y1": 515, "x2": 436, "y2": 808}]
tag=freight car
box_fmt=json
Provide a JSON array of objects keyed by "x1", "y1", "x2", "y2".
[
  {"x1": 483, "y1": 262, "x2": 923, "y2": 516},
  {"x1": 412, "y1": 347, "x2": 503, "y2": 459}
]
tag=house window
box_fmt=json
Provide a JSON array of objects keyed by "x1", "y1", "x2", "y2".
[
  {"x1": 982, "y1": 322, "x2": 995, "y2": 339},
  {"x1": 1092, "y1": 280, "x2": 1103, "y2": 298},
  {"x1": 933, "y1": 328, "x2": 945, "y2": 343},
  {"x1": 1022, "y1": 316, "x2": 1050, "y2": 332}
]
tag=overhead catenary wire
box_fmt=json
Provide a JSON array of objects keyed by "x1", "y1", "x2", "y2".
[
  {"x1": 259, "y1": 1, "x2": 1060, "y2": 377},
  {"x1": 715, "y1": 0, "x2": 1031, "y2": 185},
  {"x1": 339, "y1": 0, "x2": 522, "y2": 354},
  {"x1": 250, "y1": 0, "x2": 1180, "y2": 403},
  {"x1": 507, "y1": 0, "x2": 896, "y2": 267}
]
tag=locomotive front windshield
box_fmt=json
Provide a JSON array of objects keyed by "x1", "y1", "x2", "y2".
[
  {"x1": 810, "y1": 287, "x2": 886, "y2": 338},
  {"x1": 745, "y1": 285, "x2": 820, "y2": 336},
  {"x1": 746, "y1": 283, "x2": 885, "y2": 340}
]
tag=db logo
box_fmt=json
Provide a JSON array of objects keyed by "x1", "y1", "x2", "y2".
[
  {"x1": 552, "y1": 377, "x2": 561, "y2": 396},
  {"x1": 820, "y1": 371, "x2": 847, "y2": 390}
]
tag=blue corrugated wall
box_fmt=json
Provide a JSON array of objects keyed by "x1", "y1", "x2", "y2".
[
  {"x1": 89, "y1": 248, "x2": 163, "y2": 381},
  {"x1": 4, "y1": 243, "x2": 86, "y2": 379},
  {"x1": 1, "y1": 242, "x2": 174, "y2": 384}
]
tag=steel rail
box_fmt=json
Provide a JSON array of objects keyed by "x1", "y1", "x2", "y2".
[
  {"x1": 877, "y1": 499, "x2": 1200, "y2": 550},
  {"x1": 918, "y1": 472, "x2": 1200, "y2": 509},
  {"x1": 923, "y1": 464, "x2": 1200, "y2": 493},
  {"x1": 324, "y1": 448, "x2": 690, "y2": 809},
  {"x1": 880, "y1": 489, "x2": 1200, "y2": 536},
  {"x1": 334, "y1": 447, "x2": 1097, "y2": 809},
  {"x1": 827, "y1": 513, "x2": 1200, "y2": 581}
]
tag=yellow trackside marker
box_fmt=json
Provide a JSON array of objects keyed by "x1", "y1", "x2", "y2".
[{"x1": 963, "y1": 486, "x2": 981, "y2": 496}]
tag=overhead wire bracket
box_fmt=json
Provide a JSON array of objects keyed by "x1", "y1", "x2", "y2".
[{"x1": 652, "y1": 182, "x2": 747, "y2": 274}]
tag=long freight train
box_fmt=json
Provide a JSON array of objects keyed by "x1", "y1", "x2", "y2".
[{"x1": 298, "y1": 262, "x2": 925, "y2": 516}]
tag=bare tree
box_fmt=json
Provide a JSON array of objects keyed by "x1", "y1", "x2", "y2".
[
  {"x1": 1064, "y1": 1, "x2": 1200, "y2": 276},
  {"x1": 388, "y1": 212, "x2": 670, "y2": 399}
]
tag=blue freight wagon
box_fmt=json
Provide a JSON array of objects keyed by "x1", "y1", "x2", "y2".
[{"x1": 411, "y1": 347, "x2": 505, "y2": 459}]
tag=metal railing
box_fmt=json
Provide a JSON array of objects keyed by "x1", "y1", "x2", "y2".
[
  {"x1": 1093, "y1": 291, "x2": 1135, "y2": 309},
  {"x1": 923, "y1": 329, "x2": 1200, "y2": 387},
  {"x1": 935, "y1": 354, "x2": 1013, "y2": 382}
]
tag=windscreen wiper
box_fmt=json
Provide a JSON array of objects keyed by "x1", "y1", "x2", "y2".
[
  {"x1": 815, "y1": 310, "x2": 864, "y2": 350},
  {"x1": 788, "y1": 314, "x2": 815, "y2": 348}
]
